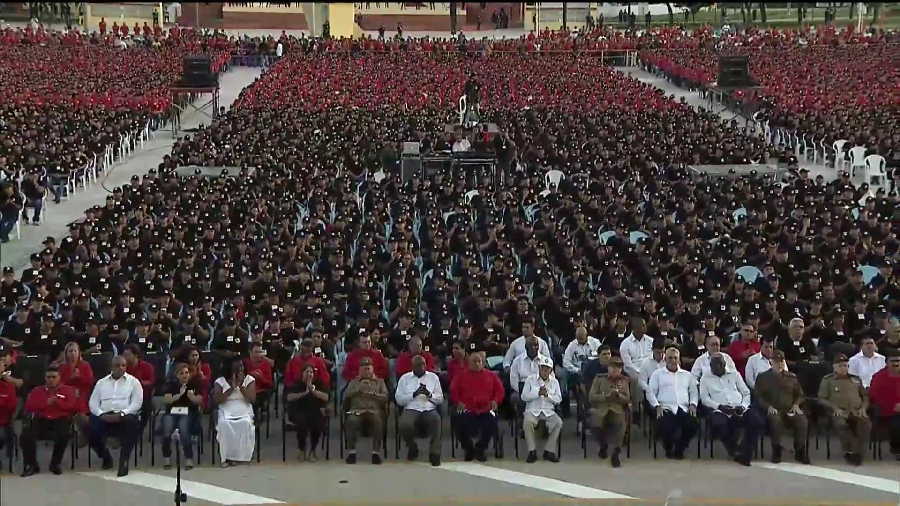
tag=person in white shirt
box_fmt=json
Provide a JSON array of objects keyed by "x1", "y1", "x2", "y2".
[
  {"x1": 451, "y1": 135, "x2": 471, "y2": 153},
  {"x1": 561, "y1": 326, "x2": 600, "y2": 418},
  {"x1": 520, "y1": 355, "x2": 562, "y2": 463},
  {"x1": 396, "y1": 356, "x2": 444, "y2": 466},
  {"x1": 276, "y1": 41, "x2": 284, "y2": 58},
  {"x1": 699, "y1": 355, "x2": 763, "y2": 466},
  {"x1": 744, "y1": 338, "x2": 785, "y2": 389},
  {"x1": 848, "y1": 337, "x2": 886, "y2": 388},
  {"x1": 87, "y1": 355, "x2": 144, "y2": 477},
  {"x1": 691, "y1": 335, "x2": 737, "y2": 380},
  {"x1": 211, "y1": 357, "x2": 257, "y2": 467},
  {"x1": 510, "y1": 338, "x2": 544, "y2": 402},
  {"x1": 503, "y1": 321, "x2": 550, "y2": 369},
  {"x1": 638, "y1": 340, "x2": 667, "y2": 391},
  {"x1": 647, "y1": 347, "x2": 699, "y2": 459},
  {"x1": 619, "y1": 317, "x2": 653, "y2": 406}
]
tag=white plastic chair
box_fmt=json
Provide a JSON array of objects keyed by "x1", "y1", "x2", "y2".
[
  {"x1": 735, "y1": 265, "x2": 763, "y2": 284},
  {"x1": 847, "y1": 146, "x2": 866, "y2": 178},
  {"x1": 864, "y1": 154, "x2": 887, "y2": 186},
  {"x1": 598, "y1": 230, "x2": 616, "y2": 245},
  {"x1": 832, "y1": 139, "x2": 848, "y2": 170},
  {"x1": 373, "y1": 168, "x2": 387, "y2": 183},
  {"x1": 458, "y1": 95, "x2": 467, "y2": 126},
  {"x1": 858, "y1": 265, "x2": 879, "y2": 285},
  {"x1": 464, "y1": 190, "x2": 479, "y2": 206},
  {"x1": 544, "y1": 169, "x2": 564, "y2": 192},
  {"x1": 629, "y1": 231, "x2": 649, "y2": 244},
  {"x1": 732, "y1": 207, "x2": 747, "y2": 222}
]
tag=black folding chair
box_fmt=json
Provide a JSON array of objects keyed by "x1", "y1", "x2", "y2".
[{"x1": 85, "y1": 352, "x2": 112, "y2": 380}]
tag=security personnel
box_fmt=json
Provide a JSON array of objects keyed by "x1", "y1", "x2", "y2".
[
  {"x1": 817, "y1": 354, "x2": 871, "y2": 465},
  {"x1": 753, "y1": 350, "x2": 811, "y2": 464},
  {"x1": 589, "y1": 356, "x2": 630, "y2": 467}
]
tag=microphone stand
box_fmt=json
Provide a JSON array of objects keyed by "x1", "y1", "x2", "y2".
[{"x1": 172, "y1": 429, "x2": 187, "y2": 506}]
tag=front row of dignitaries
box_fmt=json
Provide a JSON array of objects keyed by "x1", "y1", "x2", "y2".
[{"x1": 19, "y1": 355, "x2": 144, "y2": 477}]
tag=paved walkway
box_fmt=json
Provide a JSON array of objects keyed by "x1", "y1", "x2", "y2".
[{"x1": 0, "y1": 66, "x2": 264, "y2": 272}]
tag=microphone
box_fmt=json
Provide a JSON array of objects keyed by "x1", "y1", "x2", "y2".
[{"x1": 172, "y1": 428, "x2": 180, "y2": 443}]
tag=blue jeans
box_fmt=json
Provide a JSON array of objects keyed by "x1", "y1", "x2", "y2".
[
  {"x1": 161, "y1": 413, "x2": 196, "y2": 459},
  {"x1": 0, "y1": 217, "x2": 15, "y2": 241},
  {"x1": 23, "y1": 198, "x2": 42, "y2": 222}
]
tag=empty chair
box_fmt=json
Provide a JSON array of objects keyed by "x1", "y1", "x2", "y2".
[
  {"x1": 629, "y1": 231, "x2": 649, "y2": 244},
  {"x1": 864, "y1": 155, "x2": 887, "y2": 186},
  {"x1": 598, "y1": 230, "x2": 616, "y2": 245},
  {"x1": 735, "y1": 265, "x2": 763, "y2": 284},
  {"x1": 732, "y1": 207, "x2": 748, "y2": 222},
  {"x1": 857, "y1": 265, "x2": 879, "y2": 286},
  {"x1": 832, "y1": 139, "x2": 848, "y2": 171},
  {"x1": 372, "y1": 169, "x2": 387, "y2": 183},
  {"x1": 464, "y1": 190, "x2": 479, "y2": 206},
  {"x1": 847, "y1": 146, "x2": 866, "y2": 178},
  {"x1": 544, "y1": 170, "x2": 564, "y2": 192}
]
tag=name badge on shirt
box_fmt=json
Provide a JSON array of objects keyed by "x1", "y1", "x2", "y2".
[
  {"x1": 424, "y1": 346, "x2": 430, "y2": 352},
  {"x1": 139, "y1": 337, "x2": 146, "y2": 343},
  {"x1": 226, "y1": 335, "x2": 234, "y2": 342},
  {"x1": 857, "y1": 314, "x2": 865, "y2": 320},
  {"x1": 41, "y1": 334, "x2": 48, "y2": 340},
  {"x1": 314, "y1": 347, "x2": 322, "y2": 355},
  {"x1": 836, "y1": 331, "x2": 844, "y2": 336},
  {"x1": 89, "y1": 337, "x2": 96, "y2": 344},
  {"x1": 798, "y1": 347, "x2": 805, "y2": 354},
  {"x1": 171, "y1": 406, "x2": 189, "y2": 415}
]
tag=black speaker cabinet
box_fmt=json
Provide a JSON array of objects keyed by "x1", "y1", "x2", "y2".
[
  {"x1": 717, "y1": 56, "x2": 754, "y2": 88},
  {"x1": 182, "y1": 55, "x2": 215, "y2": 87}
]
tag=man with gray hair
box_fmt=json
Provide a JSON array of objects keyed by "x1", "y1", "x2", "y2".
[
  {"x1": 778, "y1": 318, "x2": 816, "y2": 366},
  {"x1": 396, "y1": 355, "x2": 443, "y2": 466}
]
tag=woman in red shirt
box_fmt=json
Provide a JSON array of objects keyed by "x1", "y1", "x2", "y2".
[{"x1": 58, "y1": 341, "x2": 94, "y2": 442}]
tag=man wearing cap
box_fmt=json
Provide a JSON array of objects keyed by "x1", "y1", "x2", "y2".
[
  {"x1": 818, "y1": 354, "x2": 871, "y2": 465},
  {"x1": 753, "y1": 350, "x2": 811, "y2": 464},
  {"x1": 699, "y1": 355, "x2": 761, "y2": 466},
  {"x1": 647, "y1": 346, "x2": 699, "y2": 459},
  {"x1": 521, "y1": 354, "x2": 562, "y2": 463},
  {"x1": 343, "y1": 356, "x2": 389, "y2": 465},
  {"x1": 589, "y1": 356, "x2": 630, "y2": 467},
  {"x1": 868, "y1": 350, "x2": 900, "y2": 460},
  {"x1": 848, "y1": 336, "x2": 886, "y2": 389}
]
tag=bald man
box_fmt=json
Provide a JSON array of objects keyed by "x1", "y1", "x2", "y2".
[{"x1": 396, "y1": 355, "x2": 444, "y2": 466}]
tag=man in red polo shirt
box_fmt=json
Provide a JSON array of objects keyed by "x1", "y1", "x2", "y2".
[
  {"x1": 727, "y1": 321, "x2": 761, "y2": 378},
  {"x1": 394, "y1": 336, "x2": 436, "y2": 377},
  {"x1": 342, "y1": 333, "x2": 389, "y2": 382},
  {"x1": 123, "y1": 344, "x2": 156, "y2": 428},
  {"x1": 20, "y1": 366, "x2": 78, "y2": 476},
  {"x1": 285, "y1": 338, "x2": 331, "y2": 389},
  {"x1": 450, "y1": 352, "x2": 504, "y2": 462},
  {"x1": 0, "y1": 354, "x2": 17, "y2": 456},
  {"x1": 245, "y1": 342, "x2": 274, "y2": 406}
]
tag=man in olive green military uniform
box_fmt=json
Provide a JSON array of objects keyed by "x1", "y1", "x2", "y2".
[
  {"x1": 344, "y1": 357, "x2": 389, "y2": 464},
  {"x1": 589, "y1": 357, "x2": 630, "y2": 467},
  {"x1": 817, "y1": 353, "x2": 871, "y2": 465},
  {"x1": 753, "y1": 350, "x2": 811, "y2": 464}
]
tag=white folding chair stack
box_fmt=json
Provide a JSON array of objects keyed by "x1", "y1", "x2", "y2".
[{"x1": 832, "y1": 139, "x2": 848, "y2": 171}]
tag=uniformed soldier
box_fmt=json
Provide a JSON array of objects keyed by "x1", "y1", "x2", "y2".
[
  {"x1": 817, "y1": 354, "x2": 871, "y2": 465},
  {"x1": 589, "y1": 356, "x2": 630, "y2": 467},
  {"x1": 753, "y1": 350, "x2": 811, "y2": 464}
]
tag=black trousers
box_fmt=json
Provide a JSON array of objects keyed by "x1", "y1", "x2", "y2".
[
  {"x1": 88, "y1": 414, "x2": 140, "y2": 463},
  {"x1": 709, "y1": 409, "x2": 764, "y2": 456},
  {"x1": 21, "y1": 417, "x2": 72, "y2": 468},
  {"x1": 289, "y1": 408, "x2": 325, "y2": 452},
  {"x1": 657, "y1": 409, "x2": 699, "y2": 453},
  {"x1": 887, "y1": 414, "x2": 900, "y2": 453},
  {"x1": 455, "y1": 412, "x2": 497, "y2": 452}
]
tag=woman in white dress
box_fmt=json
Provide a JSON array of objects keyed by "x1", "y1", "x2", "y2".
[{"x1": 211, "y1": 357, "x2": 257, "y2": 466}]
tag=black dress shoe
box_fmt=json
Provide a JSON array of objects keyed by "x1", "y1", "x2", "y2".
[
  {"x1": 771, "y1": 445, "x2": 783, "y2": 464},
  {"x1": 345, "y1": 453, "x2": 357, "y2": 464},
  {"x1": 611, "y1": 448, "x2": 622, "y2": 468},
  {"x1": 734, "y1": 453, "x2": 751, "y2": 467},
  {"x1": 525, "y1": 450, "x2": 537, "y2": 463},
  {"x1": 463, "y1": 449, "x2": 474, "y2": 462},
  {"x1": 475, "y1": 449, "x2": 487, "y2": 462},
  {"x1": 102, "y1": 451, "x2": 114, "y2": 470},
  {"x1": 429, "y1": 454, "x2": 441, "y2": 467},
  {"x1": 598, "y1": 444, "x2": 608, "y2": 459},
  {"x1": 21, "y1": 465, "x2": 39, "y2": 477},
  {"x1": 407, "y1": 444, "x2": 419, "y2": 461},
  {"x1": 49, "y1": 464, "x2": 63, "y2": 475},
  {"x1": 543, "y1": 451, "x2": 559, "y2": 463},
  {"x1": 672, "y1": 449, "x2": 685, "y2": 460},
  {"x1": 117, "y1": 462, "x2": 129, "y2": 477},
  {"x1": 371, "y1": 453, "x2": 383, "y2": 465},
  {"x1": 795, "y1": 448, "x2": 811, "y2": 465}
]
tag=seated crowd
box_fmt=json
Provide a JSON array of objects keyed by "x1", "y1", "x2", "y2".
[
  {"x1": 640, "y1": 26, "x2": 900, "y2": 169},
  {"x1": 0, "y1": 25, "x2": 898, "y2": 477}
]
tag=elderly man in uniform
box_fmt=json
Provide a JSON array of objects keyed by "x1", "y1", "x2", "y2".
[
  {"x1": 753, "y1": 350, "x2": 811, "y2": 464},
  {"x1": 700, "y1": 355, "x2": 762, "y2": 466},
  {"x1": 343, "y1": 357, "x2": 389, "y2": 465},
  {"x1": 521, "y1": 354, "x2": 562, "y2": 463},
  {"x1": 396, "y1": 354, "x2": 443, "y2": 466},
  {"x1": 817, "y1": 354, "x2": 871, "y2": 465},
  {"x1": 589, "y1": 356, "x2": 630, "y2": 467},
  {"x1": 647, "y1": 346, "x2": 699, "y2": 459}
]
